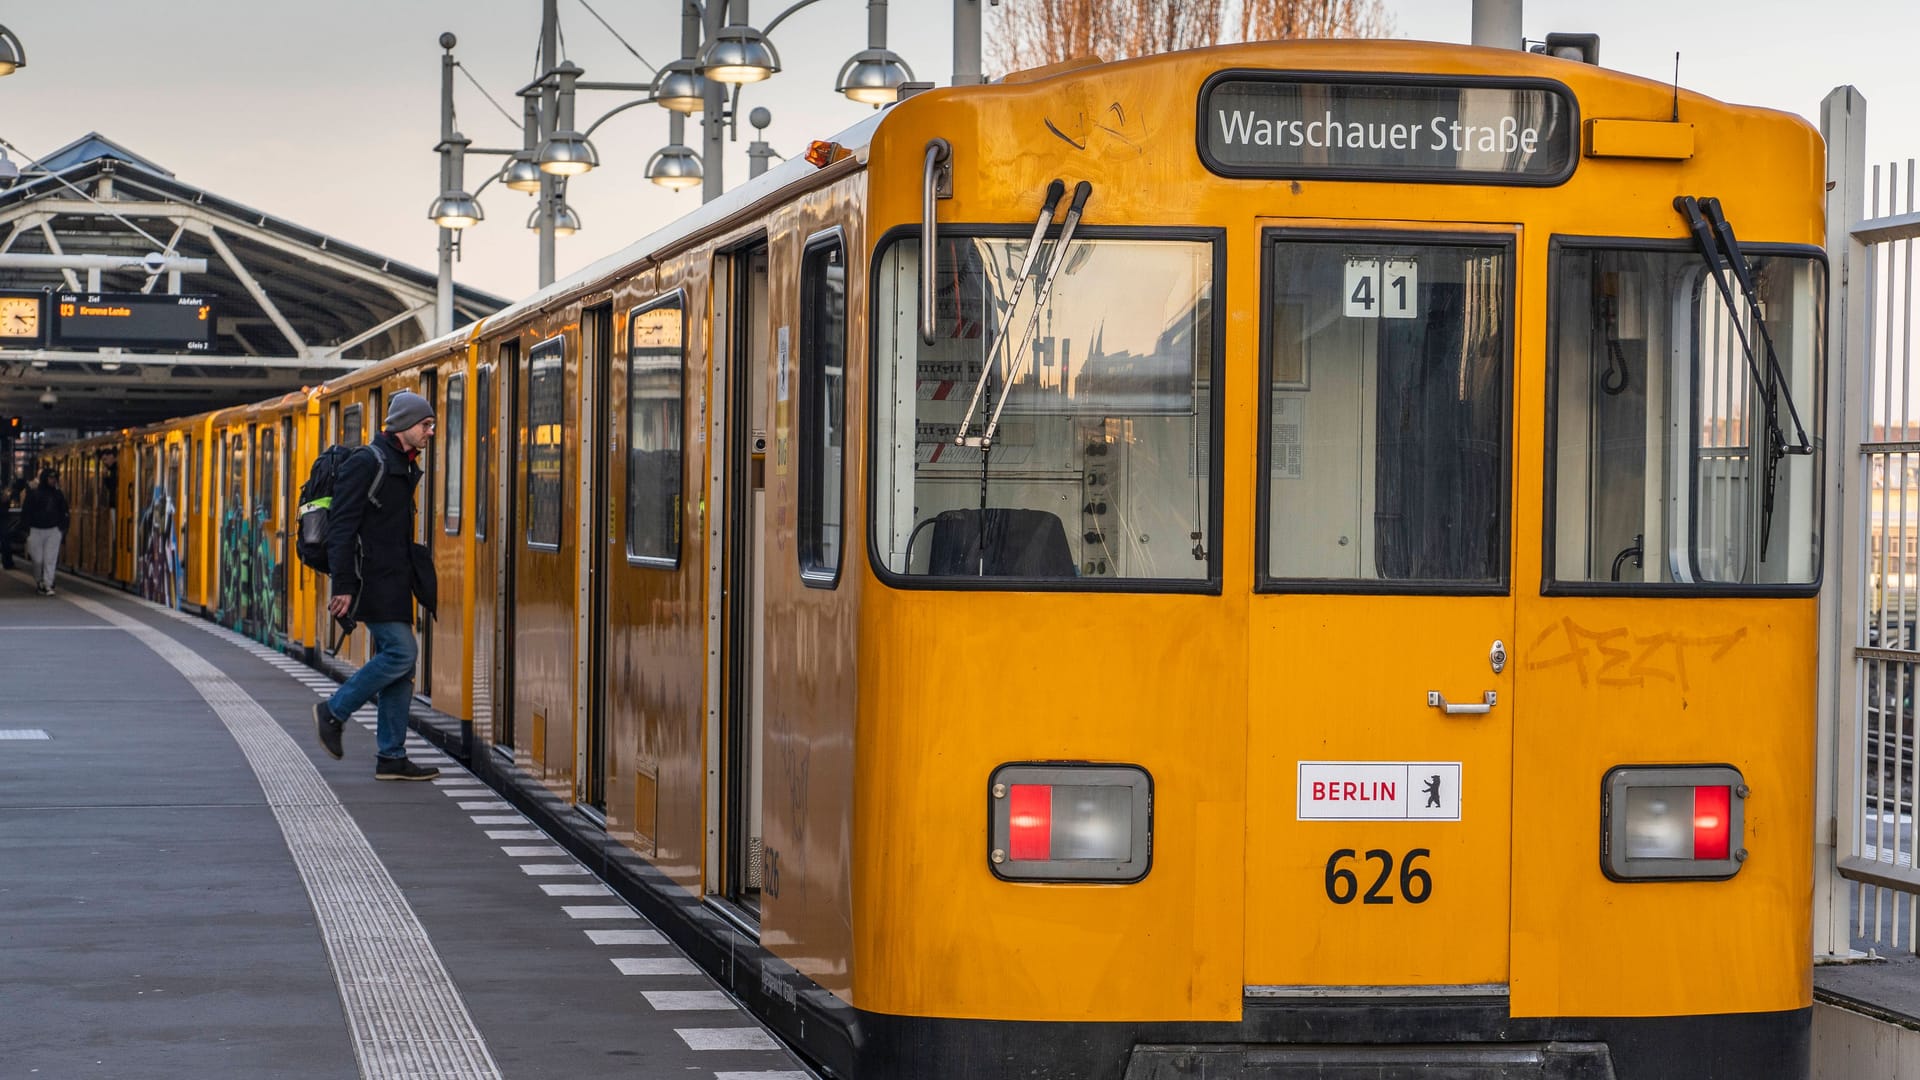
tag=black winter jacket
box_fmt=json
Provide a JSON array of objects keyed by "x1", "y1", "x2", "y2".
[
  {"x1": 22, "y1": 483, "x2": 68, "y2": 531},
  {"x1": 325, "y1": 434, "x2": 425, "y2": 624}
]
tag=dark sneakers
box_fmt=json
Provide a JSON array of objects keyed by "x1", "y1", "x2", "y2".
[
  {"x1": 314, "y1": 702, "x2": 344, "y2": 760},
  {"x1": 375, "y1": 757, "x2": 440, "y2": 782}
]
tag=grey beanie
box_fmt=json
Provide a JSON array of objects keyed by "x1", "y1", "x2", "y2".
[{"x1": 384, "y1": 390, "x2": 435, "y2": 433}]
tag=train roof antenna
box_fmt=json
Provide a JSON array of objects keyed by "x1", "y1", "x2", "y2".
[{"x1": 1671, "y1": 53, "x2": 1680, "y2": 122}]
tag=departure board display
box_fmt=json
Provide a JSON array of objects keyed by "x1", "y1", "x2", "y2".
[{"x1": 52, "y1": 292, "x2": 215, "y2": 351}]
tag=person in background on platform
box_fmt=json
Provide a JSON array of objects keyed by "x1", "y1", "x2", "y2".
[
  {"x1": 313, "y1": 390, "x2": 441, "y2": 781},
  {"x1": 1, "y1": 474, "x2": 27, "y2": 570},
  {"x1": 22, "y1": 467, "x2": 68, "y2": 595}
]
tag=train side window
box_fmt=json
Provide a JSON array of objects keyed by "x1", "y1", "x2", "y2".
[
  {"x1": 1546, "y1": 244, "x2": 1825, "y2": 589},
  {"x1": 527, "y1": 335, "x2": 566, "y2": 549},
  {"x1": 625, "y1": 294, "x2": 685, "y2": 565},
  {"x1": 444, "y1": 374, "x2": 465, "y2": 535},
  {"x1": 1259, "y1": 236, "x2": 1510, "y2": 588},
  {"x1": 369, "y1": 388, "x2": 384, "y2": 442},
  {"x1": 342, "y1": 404, "x2": 363, "y2": 448},
  {"x1": 800, "y1": 234, "x2": 846, "y2": 583},
  {"x1": 230, "y1": 434, "x2": 246, "y2": 510},
  {"x1": 872, "y1": 232, "x2": 1218, "y2": 588},
  {"x1": 257, "y1": 427, "x2": 277, "y2": 523}
]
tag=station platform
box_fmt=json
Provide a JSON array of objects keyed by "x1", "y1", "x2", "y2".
[{"x1": 0, "y1": 566, "x2": 810, "y2": 1080}]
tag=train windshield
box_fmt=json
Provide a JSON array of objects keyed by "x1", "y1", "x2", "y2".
[
  {"x1": 872, "y1": 234, "x2": 1216, "y2": 585},
  {"x1": 1548, "y1": 245, "x2": 1825, "y2": 587}
]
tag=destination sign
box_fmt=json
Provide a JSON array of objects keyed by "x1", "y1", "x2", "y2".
[
  {"x1": 1198, "y1": 73, "x2": 1576, "y2": 184},
  {"x1": 52, "y1": 292, "x2": 215, "y2": 352}
]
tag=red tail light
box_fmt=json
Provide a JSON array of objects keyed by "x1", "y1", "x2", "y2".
[
  {"x1": 1601, "y1": 765, "x2": 1747, "y2": 881},
  {"x1": 1693, "y1": 784, "x2": 1730, "y2": 859},
  {"x1": 1007, "y1": 784, "x2": 1052, "y2": 860},
  {"x1": 989, "y1": 764, "x2": 1153, "y2": 883}
]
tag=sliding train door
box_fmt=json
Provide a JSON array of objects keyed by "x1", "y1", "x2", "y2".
[
  {"x1": 709, "y1": 241, "x2": 771, "y2": 919},
  {"x1": 581, "y1": 303, "x2": 613, "y2": 816},
  {"x1": 416, "y1": 369, "x2": 437, "y2": 700},
  {"x1": 512, "y1": 332, "x2": 574, "y2": 781},
  {"x1": 483, "y1": 346, "x2": 515, "y2": 753}
]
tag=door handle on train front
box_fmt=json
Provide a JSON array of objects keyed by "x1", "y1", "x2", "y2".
[{"x1": 1427, "y1": 690, "x2": 1497, "y2": 715}]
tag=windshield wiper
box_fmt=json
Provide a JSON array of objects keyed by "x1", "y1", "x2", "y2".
[
  {"x1": 1673, "y1": 194, "x2": 1814, "y2": 557},
  {"x1": 955, "y1": 180, "x2": 1093, "y2": 450},
  {"x1": 953, "y1": 179, "x2": 1066, "y2": 448}
]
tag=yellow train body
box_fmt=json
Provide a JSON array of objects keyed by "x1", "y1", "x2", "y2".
[{"x1": 46, "y1": 40, "x2": 1824, "y2": 1079}]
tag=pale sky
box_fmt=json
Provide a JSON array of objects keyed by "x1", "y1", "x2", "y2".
[{"x1": 1, "y1": 1, "x2": 1913, "y2": 301}]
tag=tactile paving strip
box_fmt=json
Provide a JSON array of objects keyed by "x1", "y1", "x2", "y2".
[{"x1": 61, "y1": 589, "x2": 503, "y2": 1080}]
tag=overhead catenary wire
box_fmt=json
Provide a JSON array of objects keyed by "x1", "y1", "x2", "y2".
[
  {"x1": 455, "y1": 62, "x2": 523, "y2": 133},
  {"x1": 574, "y1": 0, "x2": 658, "y2": 75}
]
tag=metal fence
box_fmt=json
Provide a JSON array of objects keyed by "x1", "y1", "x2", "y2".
[{"x1": 1820, "y1": 86, "x2": 1920, "y2": 956}]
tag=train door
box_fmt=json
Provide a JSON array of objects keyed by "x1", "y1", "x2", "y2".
[
  {"x1": 514, "y1": 335, "x2": 571, "y2": 778},
  {"x1": 709, "y1": 240, "x2": 771, "y2": 918},
  {"x1": 489, "y1": 345, "x2": 517, "y2": 753},
  {"x1": 473, "y1": 356, "x2": 505, "y2": 750},
  {"x1": 417, "y1": 369, "x2": 437, "y2": 700},
  {"x1": 185, "y1": 436, "x2": 199, "y2": 606},
  {"x1": 165, "y1": 441, "x2": 183, "y2": 607},
  {"x1": 582, "y1": 303, "x2": 614, "y2": 816},
  {"x1": 1246, "y1": 227, "x2": 1516, "y2": 991}
]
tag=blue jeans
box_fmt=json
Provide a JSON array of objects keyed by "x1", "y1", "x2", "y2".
[{"x1": 326, "y1": 621, "x2": 417, "y2": 761}]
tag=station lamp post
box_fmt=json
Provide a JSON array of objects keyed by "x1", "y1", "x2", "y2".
[
  {"x1": 431, "y1": 0, "x2": 975, "y2": 301},
  {"x1": 0, "y1": 24, "x2": 24, "y2": 77}
]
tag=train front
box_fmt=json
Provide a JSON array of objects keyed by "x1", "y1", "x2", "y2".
[{"x1": 845, "y1": 39, "x2": 1822, "y2": 1080}]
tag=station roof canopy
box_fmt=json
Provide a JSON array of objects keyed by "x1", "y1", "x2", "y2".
[{"x1": 0, "y1": 133, "x2": 507, "y2": 431}]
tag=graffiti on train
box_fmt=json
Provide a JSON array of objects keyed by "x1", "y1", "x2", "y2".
[
  {"x1": 215, "y1": 501, "x2": 286, "y2": 647},
  {"x1": 135, "y1": 483, "x2": 183, "y2": 608}
]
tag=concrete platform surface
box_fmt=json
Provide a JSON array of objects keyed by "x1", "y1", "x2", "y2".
[{"x1": 0, "y1": 567, "x2": 810, "y2": 1080}]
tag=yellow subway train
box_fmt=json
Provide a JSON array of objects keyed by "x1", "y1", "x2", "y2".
[{"x1": 47, "y1": 38, "x2": 1826, "y2": 1079}]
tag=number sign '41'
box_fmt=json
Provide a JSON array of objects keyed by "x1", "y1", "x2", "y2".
[{"x1": 1344, "y1": 258, "x2": 1418, "y2": 320}]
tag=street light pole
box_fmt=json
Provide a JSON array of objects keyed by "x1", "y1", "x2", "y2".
[
  {"x1": 702, "y1": 0, "x2": 727, "y2": 204},
  {"x1": 436, "y1": 35, "x2": 458, "y2": 336},
  {"x1": 953, "y1": 0, "x2": 983, "y2": 86},
  {"x1": 538, "y1": 0, "x2": 560, "y2": 287}
]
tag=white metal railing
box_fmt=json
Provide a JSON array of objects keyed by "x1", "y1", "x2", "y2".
[{"x1": 1818, "y1": 85, "x2": 1920, "y2": 956}]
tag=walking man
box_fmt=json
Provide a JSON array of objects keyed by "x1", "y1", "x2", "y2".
[
  {"x1": 313, "y1": 391, "x2": 440, "y2": 780},
  {"x1": 22, "y1": 467, "x2": 67, "y2": 595}
]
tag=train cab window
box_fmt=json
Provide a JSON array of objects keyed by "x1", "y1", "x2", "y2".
[
  {"x1": 626, "y1": 295, "x2": 684, "y2": 564},
  {"x1": 1547, "y1": 244, "x2": 1825, "y2": 588},
  {"x1": 873, "y1": 233, "x2": 1218, "y2": 586},
  {"x1": 342, "y1": 404, "x2": 363, "y2": 448},
  {"x1": 1260, "y1": 236, "x2": 1510, "y2": 588},
  {"x1": 444, "y1": 374, "x2": 465, "y2": 535},
  {"x1": 527, "y1": 336, "x2": 566, "y2": 549},
  {"x1": 800, "y1": 236, "x2": 846, "y2": 581}
]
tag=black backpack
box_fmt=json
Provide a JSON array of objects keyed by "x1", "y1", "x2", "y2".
[{"x1": 295, "y1": 444, "x2": 386, "y2": 574}]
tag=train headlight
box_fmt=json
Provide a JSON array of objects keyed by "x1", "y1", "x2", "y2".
[
  {"x1": 1601, "y1": 765, "x2": 1748, "y2": 881},
  {"x1": 989, "y1": 763, "x2": 1152, "y2": 883}
]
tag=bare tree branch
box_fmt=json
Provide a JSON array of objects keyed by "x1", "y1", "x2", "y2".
[{"x1": 988, "y1": 0, "x2": 1395, "y2": 75}]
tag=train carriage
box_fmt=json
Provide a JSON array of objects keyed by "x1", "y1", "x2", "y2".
[{"x1": 42, "y1": 36, "x2": 1825, "y2": 1080}]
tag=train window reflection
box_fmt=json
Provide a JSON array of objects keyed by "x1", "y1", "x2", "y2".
[
  {"x1": 626, "y1": 295, "x2": 684, "y2": 565},
  {"x1": 873, "y1": 233, "x2": 1216, "y2": 586},
  {"x1": 1260, "y1": 236, "x2": 1510, "y2": 587},
  {"x1": 1548, "y1": 246, "x2": 1824, "y2": 587},
  {"x1": 527, "y1": 336, "x2": 567, "y2": 550}
]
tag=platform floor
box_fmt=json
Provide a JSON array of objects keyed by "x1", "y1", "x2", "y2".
[{"x1": 0, "y1": 566, "x2": 809, "y2": 1080}]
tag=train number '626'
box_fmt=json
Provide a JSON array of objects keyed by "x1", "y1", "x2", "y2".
[{"x1": 1324, "y1": 848, "x2": 1432, "y2": 905}]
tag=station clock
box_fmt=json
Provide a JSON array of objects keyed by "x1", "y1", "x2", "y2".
[{"x1": 0, "y1": 293, "x2": 42, "y2": 344}]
